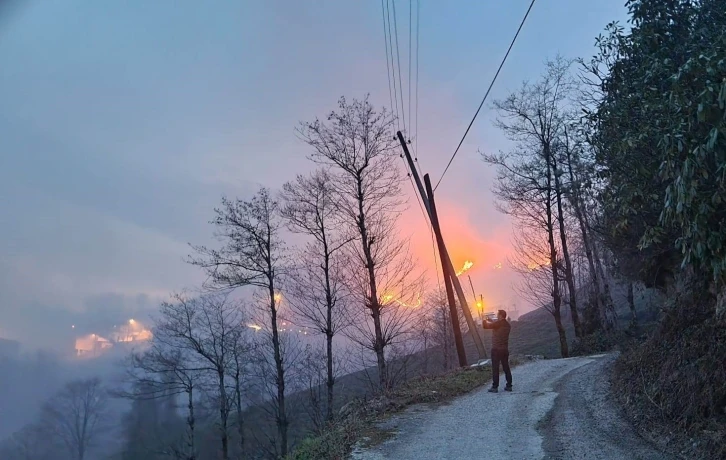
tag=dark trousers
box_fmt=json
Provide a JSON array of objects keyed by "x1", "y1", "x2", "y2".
[{"x1": 491, "y1": 348, "x2": 512, "y2": 388}]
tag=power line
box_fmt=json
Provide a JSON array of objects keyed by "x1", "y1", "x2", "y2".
[
  {"x1": 412, "y1": 0, "x2": 424, "y2": 178},
  {"x1": 415, "y1": 0, "x2": 420, "y2": 159},
  {"x1": 408, "y1": 0, "x2": 412, "y2": 139},
  {"x1": 385, "y1": 0, "x2": 401, "y2": 130},
  {"x1": 434, "y1": 0, "x2": 537, "y2": 192},
  {"x1": 381, "y1": 0, "x2": 395, "y2": 126},
  {"x1": 400, "y1": 152, "x2": 441, "y2": 292},
  {"x1": 391, "y1": 0, "x2": 407, "y2": 135}
]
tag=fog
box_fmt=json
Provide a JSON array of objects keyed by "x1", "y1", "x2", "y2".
[{"x1": 0, "y1": 0, "x2": 629, "y2": 457}]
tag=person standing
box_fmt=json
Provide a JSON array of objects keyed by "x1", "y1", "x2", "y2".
[{"x1": 482, "y1": 309, "x2": 512, "y2": 392}]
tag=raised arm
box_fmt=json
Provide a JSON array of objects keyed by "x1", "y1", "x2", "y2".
[{"x1": 482, "y1": 319, "x2": 503, "y2": 329}]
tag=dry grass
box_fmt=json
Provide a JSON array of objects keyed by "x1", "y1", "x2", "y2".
[{"x1": 286, "y1": 362, "x2": 507, "y2": 460}]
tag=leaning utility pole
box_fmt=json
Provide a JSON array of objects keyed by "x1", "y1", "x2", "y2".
[
  {"x1": 397, "y1": 131, "x2": 488, "y2": 360},
  {"x1": 424, "y1": 174, "x2": 468, "y2": 366},
  {"x1": 424, "y1": 174, "x2": 467, "y2": 367}
]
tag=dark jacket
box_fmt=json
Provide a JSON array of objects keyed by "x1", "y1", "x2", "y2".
[{"x1": 482, "y1": 319, "x2": 511, "y2": 351}]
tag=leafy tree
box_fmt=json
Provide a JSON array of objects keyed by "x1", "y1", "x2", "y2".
[{"x1": 585, "y1": 0, "x2": 726, "y2": 301}]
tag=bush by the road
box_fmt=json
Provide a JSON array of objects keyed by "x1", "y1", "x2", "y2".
[{"x1": 613, "y1": 285, "x2": 726, "y2": 459}]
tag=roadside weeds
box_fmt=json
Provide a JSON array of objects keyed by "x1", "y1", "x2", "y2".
[{"x1": 286, "y1": 356, "x2": 528, "y2": 460}]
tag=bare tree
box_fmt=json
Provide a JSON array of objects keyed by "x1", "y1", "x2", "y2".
[
  {"x1": 483, "y1": 57, "x2": 586, "y2": 354},
  {"x1": 248, "y1": 325, "x2": 306, "y2": 458},
  {"x1": 124, "y1": 345, "x2": 200, "y2": 460},
  {"x1": 190, "y1": 187, "x2": 291, "y2": 455},
  {"x1": 281, "y1": 169, "x2": 350, "y2": 422},
  {"x1": 422, "y1": 287, "x2": 465, "y2": 372},
  {"x1": 561, "y1": 122, "x2": 617, "y2": 332},
  {"x1": 39, "y1": 378, "x2": 109, "y2": 460},
  {"x1": 295, "y1": 346, "x2": 329, "y2": 433},
  {"x1": 154, "y1": 292, "x2": 250, "y2": 460},
  {"x1": 509, "y1": 223, "x2": 570, "y2": 356},
  {"x1": 483, "y1": 140, "x2": 570, "y2": 357},
  {"x1": 117, "y1": 376, "x2": 186, "y2": 460},
  {"x1": 228, "y1": 325, "x2": 253, "y2": 458},
  {"x1": 297, "y1": 95, "x2": 421, "y2": 389}
]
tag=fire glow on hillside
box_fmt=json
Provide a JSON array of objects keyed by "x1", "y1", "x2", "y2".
[
  {"x1": 527, "y1": 258, "x2": 551, "y2": 271},
  {"x1": 381, "y1": 293, "x2": 423, "y2": 308},
  {"x1": 455, "y1": 260, "x2": 474, "y2": 276},
  {"x1": 74, "y1": 319, "x2": 152, "y2": 358}
]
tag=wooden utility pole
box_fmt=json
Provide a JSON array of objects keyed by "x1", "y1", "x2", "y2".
[
  {"x1": 467, "y1": 275, "x2": 477, "y2": 299},
  {"x1": 396, "y1": 131, "x2": 488, "y2": 360},
  {"x1": 423, "y1": 174, "x2": 467, "y2": 366}
]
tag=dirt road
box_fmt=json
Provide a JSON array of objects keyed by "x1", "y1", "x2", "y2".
[{"x1": 351, "y1": 354, "x2": 674, "y2": 460}]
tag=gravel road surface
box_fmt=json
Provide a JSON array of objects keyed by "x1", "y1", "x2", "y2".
[{"x1": 351, "y1": 354, "x2": 674, "y2": 460}]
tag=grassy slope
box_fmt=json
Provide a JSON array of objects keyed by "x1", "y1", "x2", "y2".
[
  {"x1": 286, "y1": 364, "x2": 502, "y2": 460},
  {"x1": 249, "y1": 289, "x2": 660, "y2": 458},
  {"x1": 280, "y1": 306, "x2": 582, "y2": 459}
]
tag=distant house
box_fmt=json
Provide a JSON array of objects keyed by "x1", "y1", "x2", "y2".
[
  {"x1": 73, "y1": 319, "x2": 153, "y2": 359},
  {"x1": 74, "y1": 333, "x2": 113, "y2": 357}
]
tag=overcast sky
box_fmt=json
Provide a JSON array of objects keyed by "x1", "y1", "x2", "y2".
[{"x1": 0, "y1": 0, "x2": 628, "y2": 350}]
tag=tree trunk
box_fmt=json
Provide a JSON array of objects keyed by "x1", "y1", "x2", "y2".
[
  {"x1": 269, "y1": 283, "x2": 288, "y2": 456},
  {"x1": 371, "y1": 305, "x2": 387, "y2": 389},
  {"x1": 323, "y1": 238, "x2": 335, "y2": 423},
  {"x1": 187, "y1": 386, "x2": 196, "y2": 460},
  {"x1": 356, "y1": 178, "x2": 387, "y2": 390},
  {"x1": 627, "y1": 282, "x2": 637, "y2": 327},
  {"x1": 592, "y1": 242, "x2": 617, "y2": 330},
  {"x1": 326, "y1": 331, "x2": 334, "y2": 423},
  {"x1": 545, "y1": 145, "x2": 568, "y2": 358},
  {"x1": 564, "y1": 142, "x2": 604, "y2": 334},
  {"x1": 218, "y1": 372, "x2": 229, "y2": 460},
  {"x1": 234, "y1": 371, "x2": 244, "y2": 459},
  {"x1": 553, "y1": 309, "x2": 569, "y2": 358},
  {"x1": 553, "y1": 157, "x2": 582, "y2": 338}
]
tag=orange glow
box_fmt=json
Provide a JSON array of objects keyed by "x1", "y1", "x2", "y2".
[
  {"x1": 493, "y1": 262, "x2": 502, "y2": 270},
  {"x1": 75, "y1": 334, "x2": 112, "y2": 357},
  {"x1": 75, "y1": 319, "x2": 153, "y2": 359},
  {"x1": 396, "y1": 191, "x2": 520, "y2": 315},
  {"x1": 455, "y1": 260, "x2": 474, "y2": 276},
  {"x1": 527, "y1": 258, "x2": 551, "y2": 271},
  {"x1": 380, "y1": 292, "x2": 423, "y2": 308},
  {"x1": 112, "y1": 319, "x2": 152, "y2": 343}
]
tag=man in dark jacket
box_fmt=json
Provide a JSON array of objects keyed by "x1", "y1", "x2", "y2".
[{"x1": 482, "y1": 309, "x2": 512, "y2": 393}]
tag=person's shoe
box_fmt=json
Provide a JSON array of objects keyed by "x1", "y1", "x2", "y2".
[
  {"x1": 488, "y1": 387, "x2": 498, "y2": 393},
  {"x1": 504, "y1": 384, "x2": 513, "y2": 392}
]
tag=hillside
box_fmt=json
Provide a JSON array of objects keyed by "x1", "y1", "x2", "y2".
[{"x1": 245, "y1": 292, "x2": 660, "y2": 457}]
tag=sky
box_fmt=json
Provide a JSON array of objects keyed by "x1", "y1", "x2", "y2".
[{"x1": 0, "y1": 0, "x2": 629, "y2": 350}]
